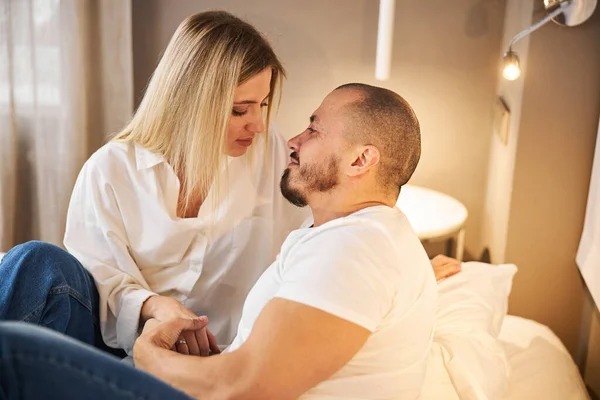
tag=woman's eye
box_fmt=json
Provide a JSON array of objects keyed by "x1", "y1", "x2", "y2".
[
  {"x1": 260, "y1": 102, "x2": 268, "y2": 108},
  {"x1": 232, "y1": 108, "x2": 247, "y2": 116}
]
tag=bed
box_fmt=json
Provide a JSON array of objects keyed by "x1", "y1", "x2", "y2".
[
  {"x1": 0, "y1": 252, "x2": 589, "y2": 398},
  {"x1": 421, "y1": 313, "x2": 589, "y2": 399},
  {"x1": 498, "y1": 315, "x2": 589, "y2": 400},
  {"x1": 421, "y1": 262, "x2": 590, "y2": 400}
]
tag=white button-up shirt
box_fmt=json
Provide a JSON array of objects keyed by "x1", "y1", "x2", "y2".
[{"x1": 64, "y1": 128, "x2": 309, "y2": 353}]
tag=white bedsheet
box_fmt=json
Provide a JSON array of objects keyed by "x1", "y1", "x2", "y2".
[
  {"x1": 499, "y1": 315, "x2": 589, "y2": 400},
  {"x1": 421, "y1": 315, "x2": 589, "y2": 399}
]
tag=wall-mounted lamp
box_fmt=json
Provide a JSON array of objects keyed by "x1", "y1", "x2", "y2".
[{"x1": 502, "y1": 0, "x2": 597, "y2": 81}]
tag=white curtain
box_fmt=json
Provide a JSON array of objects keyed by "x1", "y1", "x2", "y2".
[
  {"x1": 0, "y1": 0, "x2": 133, "y2": 251},
  {"x1": 577, "y1": 115, "x2": 600, "y2": 308}
]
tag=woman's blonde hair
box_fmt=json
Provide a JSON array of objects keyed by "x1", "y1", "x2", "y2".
[{"x1": 113, "y1": 11, "x2": 284, "y2": 216}]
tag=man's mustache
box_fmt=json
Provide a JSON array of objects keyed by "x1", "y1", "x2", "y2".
[{"x1": 290, "y1": 152, "x2": 299, "y2": 163}]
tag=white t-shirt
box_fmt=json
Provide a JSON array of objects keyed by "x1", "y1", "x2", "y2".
[
  {"x1": 226, "y1": 206, "x2": 437, "y2": 400},
  {"x1": 64, "y1": 128, "x2": 310, "y2": 353}
]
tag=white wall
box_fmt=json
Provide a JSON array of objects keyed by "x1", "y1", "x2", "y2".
[
  {"x1": 481, "y1": 0, "x2": 534, "y2": 264},
  {"x1": 481, "y1": 0, "x2": 600, "y2": 365},
  {"x1": 132, "y1": 0, "x2": 507, "y2": 260}
]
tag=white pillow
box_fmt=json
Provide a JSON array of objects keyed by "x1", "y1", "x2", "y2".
[
  {"x1": 432, "y1": 262, "x2": 518, "y2": 400},
  {"x1": 436, "y1": 262, "x2": 517, "y2": 337}
]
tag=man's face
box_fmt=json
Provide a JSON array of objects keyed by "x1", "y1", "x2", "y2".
[{"x1": 280, "y1": 90, "x2": 355, "y2": 207}]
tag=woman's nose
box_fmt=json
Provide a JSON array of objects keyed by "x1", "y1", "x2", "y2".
[{"x1": 247, "y1": 110, "x2": 265, "y2": 133}]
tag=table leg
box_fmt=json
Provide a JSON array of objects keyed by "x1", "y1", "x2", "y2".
[
  {"x1": 455, "y1": 229, "x2": 466, "y2": 261},
  {"x1": 445, "y1": 237, "x2": 455, "y2": 258}
]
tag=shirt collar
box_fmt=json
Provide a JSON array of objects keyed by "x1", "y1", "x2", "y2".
[{"x1": 134, "y1": 142, "x2": 165, "y2": 171}]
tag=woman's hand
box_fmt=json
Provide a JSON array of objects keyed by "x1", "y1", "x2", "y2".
[{"x1": 141, "y1": 295, "x2": 220, "y2": 356}]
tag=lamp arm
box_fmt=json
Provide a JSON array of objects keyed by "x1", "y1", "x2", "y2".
[{"x1": 508, "y1": 4, "x2": 568, "y2": 51}]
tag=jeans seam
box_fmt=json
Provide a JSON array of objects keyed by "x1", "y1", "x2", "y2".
[
  {"x1": 20, "y1": 303, "x2": 46, "y2": 324},
  {"x1": 48, "y1": 284, "x2": 93, "y2": 313},
  {"x1": 50, "y1": 260, "x2": 94, "y2": 313},
  {"x1": 3, "y1": 353, "x2": 152, "y2": 399},
  {"x1": 20, "y1": 286, "x2": 94, "y2": 324}
]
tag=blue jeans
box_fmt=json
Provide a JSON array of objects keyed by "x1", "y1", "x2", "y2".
[
  {"x1": 0, "y1": 241, "x2": 123, "y2": 357},
  {"x1": 0, "y1": 321, "x2": 193, "y2": 400}
]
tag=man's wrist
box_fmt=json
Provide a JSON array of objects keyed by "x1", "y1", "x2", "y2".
[
  {"x1": 136, "y1": 340, "x2": 182, "y2": 381},
  {"x1": 134, "y1": 338, "x2": 163, "y2": 373}
]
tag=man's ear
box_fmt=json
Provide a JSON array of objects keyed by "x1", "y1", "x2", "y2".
[{"x1": 348, "y1": 145, "x2": 380, "y2": 177}]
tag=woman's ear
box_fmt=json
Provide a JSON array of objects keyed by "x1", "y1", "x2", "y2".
[{"x1": 348, "y1": 145, "x2": 380, "y2": 177}]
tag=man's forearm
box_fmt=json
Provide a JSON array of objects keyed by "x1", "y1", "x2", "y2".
[{"x1": 137, "y1": 344, "x2": 252, "y2": 400}]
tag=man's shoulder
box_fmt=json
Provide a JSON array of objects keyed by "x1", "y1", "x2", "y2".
[
  {"x1": 308, "y1": 207, "x2": 406, "y2": 241},
  {"x1": 291, "y1": 216, "x2": 395, "y2": 256},
  {"x1": 285, "y1": 207, "x2": 426, "y2": 274}
]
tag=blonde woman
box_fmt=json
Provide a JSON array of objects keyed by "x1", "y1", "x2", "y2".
[{"x1": 0, "y1": 11, "x2": 307, "y2": 356}]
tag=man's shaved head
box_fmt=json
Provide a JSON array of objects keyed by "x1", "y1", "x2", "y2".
[{"x1": 335, "y1": 83, "x2": 421, "y2": 193}]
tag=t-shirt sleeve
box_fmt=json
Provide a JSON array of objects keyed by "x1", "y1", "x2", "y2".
[{"x1": 274, "y1": 226, "x2": 394, "y2": 332}]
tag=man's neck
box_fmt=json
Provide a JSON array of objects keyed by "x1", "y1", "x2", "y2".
[{"x1": 308, "y1": 190, "x2": 395, "y2": 228}]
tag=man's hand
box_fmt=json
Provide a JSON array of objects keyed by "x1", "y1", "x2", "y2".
[
  {"x1": 431, "y1": 254, "x2": 461, "y2": 281},
  {"x1": 134, "y1": 316, "x2": 208, "y2": 373},
  {"x1": 142, "y1": 317, "x2": 208, "y2": 350},
  {"x1": 141, "y1": 295, "x2": 220, "y2": 356}
]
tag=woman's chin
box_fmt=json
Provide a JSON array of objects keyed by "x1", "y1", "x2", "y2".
[{"x1": 226, "y1": 147, "x2": 249, "y2": 158}]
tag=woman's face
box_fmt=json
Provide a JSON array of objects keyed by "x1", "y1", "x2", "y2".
[{"x1": 225, "y1": 68, "x2": 272, "y2": 157}]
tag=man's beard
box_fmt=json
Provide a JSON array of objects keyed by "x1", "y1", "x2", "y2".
[{"x1": 280, "y1": 156, "x2": 340, "y2": 207}]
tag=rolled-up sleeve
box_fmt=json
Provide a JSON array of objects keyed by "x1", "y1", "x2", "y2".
[{"x1": 64, "y1": 160, "x2": 156, "y2": 354}]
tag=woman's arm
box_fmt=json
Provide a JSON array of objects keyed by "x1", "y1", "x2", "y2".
[{"x1": 64, "y1": 159, "x2": 157, "y2": 353}]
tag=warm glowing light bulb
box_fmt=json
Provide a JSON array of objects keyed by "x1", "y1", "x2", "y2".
[
  {"x1": 502, "y1": 50, "x2": 521, "y2": 81},
  {"x1": 503, "y1": 63, "x2": 521, "y2": 80}
]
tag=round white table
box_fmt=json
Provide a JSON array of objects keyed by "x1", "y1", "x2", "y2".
[{"x1": 396, "y1": 185, "x2": 468, "y2": 261}]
